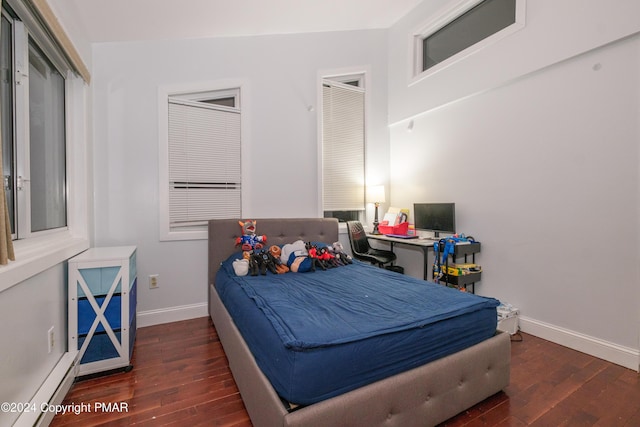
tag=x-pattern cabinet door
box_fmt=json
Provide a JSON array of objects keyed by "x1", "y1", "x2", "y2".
[{"x1": 68, "y1": 246, "x2": 137, "y2": 376}]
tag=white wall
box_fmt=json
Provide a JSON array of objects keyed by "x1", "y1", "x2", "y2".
[
  {"x1": 0, "y1": 6, "x2": 93, "y2": 413},
  {"x1": 388, "y1": 0, "x2": 640, "y2": 124},
  {"x1": 91, "y1": 30, "x2": 389, "y2": 322},
  {"x1": 0, "y1": 265, "x2": 67, "y2": 426},
  {"x1": 387, "y1": 0, "x2": 640, "y2": 368},
  {"x1": 48, "y1": 0, "x2": 93, "y2": 72}
]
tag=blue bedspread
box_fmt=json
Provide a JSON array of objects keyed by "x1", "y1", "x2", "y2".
[
  {"x1": 219, "y1": 254, "x2": 497, "y2": 349},
  {"x1": 216, "y1": 253, "x2": 499, "y2": 404}
]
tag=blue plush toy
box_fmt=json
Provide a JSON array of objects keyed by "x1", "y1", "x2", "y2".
[{"x1": 281, "y1": 240, "x2": 316, "y2": 272}]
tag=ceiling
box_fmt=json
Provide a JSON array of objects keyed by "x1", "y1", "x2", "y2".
[{"x1": 56, "y1": 0, "x2": 425, "y2": 44}]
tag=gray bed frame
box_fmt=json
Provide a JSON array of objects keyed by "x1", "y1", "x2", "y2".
[{"x1": 208, "y1": 218, "x2": 510, "y2": 427}]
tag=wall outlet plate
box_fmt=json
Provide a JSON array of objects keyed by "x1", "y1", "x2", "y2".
[{"x1": 149, "y1": 274, "x2": 159, "y2": 289}]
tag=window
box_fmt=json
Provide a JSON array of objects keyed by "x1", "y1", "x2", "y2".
[
  {"x1": 414, "y1": 0, "x2": 525, "y2": 78},
  {"x1": 1, "y1": 4, "x2": 68, "y2": 240},
  {"x1": 28, "y1": 40, "x2": 67, "y2": 233},
  {"x1": 321, "y1": 76, "x2": 365, "y2": 222},
  {"x1": 0, "y1": 0, "x2": 89, "y2": 290},
  {"x1": 159, "y1": 87, "x2": 242, "y2": 240}
]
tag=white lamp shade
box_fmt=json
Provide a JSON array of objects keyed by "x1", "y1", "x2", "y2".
[{"x1": 366, "y1": 185, "x2": 386, "y2": 203}]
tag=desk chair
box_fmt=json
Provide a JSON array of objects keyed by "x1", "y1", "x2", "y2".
[{"x1": 346, "y1": 221, "x2": 397, "y2": 268}]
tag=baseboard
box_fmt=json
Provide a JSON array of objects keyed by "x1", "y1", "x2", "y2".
[
  {"x1": 519, "y1": 316, "x2": 640, "y2": 372},
  {"x1": 137, "y1": 302, "x2": 208, "y2": 328},
  {"x1": 13, "y1": 351, "x2": 78, "y2": 427}
]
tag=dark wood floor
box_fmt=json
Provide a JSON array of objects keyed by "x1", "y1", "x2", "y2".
[{"x1": 50, "y1": 317, "x2": 640, "y2": 426}]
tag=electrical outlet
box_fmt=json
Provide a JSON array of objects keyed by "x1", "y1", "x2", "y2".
[
  {"x1": 149, "y1": 274, "x2": 159, "y2": 289},
  {"x1": 47, "y1": 326, "x2": 55, "y2": 354}
]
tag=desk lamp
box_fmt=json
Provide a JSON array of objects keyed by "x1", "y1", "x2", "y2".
[{"x1": 367, "y1": 185, "x2": 385, "y2": 235}]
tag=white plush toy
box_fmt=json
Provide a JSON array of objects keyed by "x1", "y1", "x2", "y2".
[
  {"x1": 232, "y1": 258, "x2": 249, "y2": 276},
  {"x1": 280, "y1": 240, "x2": 308, "y2": 264}
]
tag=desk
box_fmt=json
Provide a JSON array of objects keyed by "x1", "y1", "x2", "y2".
[{"x1": 367, "y1": 234, "x2": 436, "y2": 280}]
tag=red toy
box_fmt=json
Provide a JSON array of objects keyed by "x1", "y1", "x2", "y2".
[
  {"x1": 317, "y1": 246, "x2": 336, "y2": 268},
  {"x1": 235, "y1": 220, "x2": 267, "y2": 251}
]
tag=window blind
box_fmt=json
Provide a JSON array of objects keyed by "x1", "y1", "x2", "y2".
[
  {"x1": 168, "y1": 99, "x2": 241, "y2": 227},
  {"x1": 322, "y1": 81, "x2": 365, "y2": 211}
]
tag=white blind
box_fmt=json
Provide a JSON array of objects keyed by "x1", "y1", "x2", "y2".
[
  {"x1": 322, "y1": 82, "x2": 365, "y2": 211},
  {"x1": 168, "y1": 99, "x2": 241, "y2": 226}
]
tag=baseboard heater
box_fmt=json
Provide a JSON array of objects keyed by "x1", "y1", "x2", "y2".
[{"x1": 13, "y1": 351, "x2": 79, "y2": 427}]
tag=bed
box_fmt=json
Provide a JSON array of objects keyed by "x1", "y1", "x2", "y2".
[{"x1": 208, "y1": 218, "x2": 510, "y2": 427}]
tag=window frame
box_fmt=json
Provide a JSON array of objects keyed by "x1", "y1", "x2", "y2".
[
  {"x1": 158, "y1": 80, "x2": 247, "y2": 241},
  {"x1": 0, "y1": 1, "x2": 90, "y2": 291},
  {"x1": 1, "y1": 11, "x2": 16, "y2": 240},
  {"x1": 3, "y1": 6, "x2": 69, "y2": 241},
  {"x1": 411, "y1": 0, "x2": 526, "y2": 83}
]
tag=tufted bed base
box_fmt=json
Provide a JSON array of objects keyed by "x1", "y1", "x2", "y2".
[{"x1": 208, "y1": 218, "x2": 510, "y2": 427}]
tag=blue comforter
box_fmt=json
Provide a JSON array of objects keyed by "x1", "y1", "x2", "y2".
[{"x1": 218, "y1": 254, "x2": 498, "y2": 350}]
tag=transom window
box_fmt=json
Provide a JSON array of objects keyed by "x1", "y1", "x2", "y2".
[{"x1": 413, "y1": 0, "x2": 525, "y2": 78}]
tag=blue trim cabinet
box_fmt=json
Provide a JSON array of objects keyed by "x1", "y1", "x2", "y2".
[{"x1": 68, "y1": 246, "x2": 137, "y2": 376}]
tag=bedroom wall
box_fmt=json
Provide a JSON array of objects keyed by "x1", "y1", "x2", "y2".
[
  {"x1": 48, "y1": 0, "x2": 93, "y2": 72},
  {"x1": 0, "y1": 2, "x2": 94, "y2": 416},
  {"x1": 387, "y1": 1, "x2": 640, "y2": 368},
  {"x1": 91, "y1": 30, "x2": 390, "y2": 323},
  {"x1": 0, "y1": 265, "x2": 68, "y2": 426}
]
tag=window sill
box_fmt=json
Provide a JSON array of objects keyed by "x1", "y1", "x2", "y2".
[
  {"x1": 160, "y1": 228, "x2": 207, "y2": 241},
  {"x1": 0, "y1": 232, "x2": 89, "y2": 293},
  {"x1": 338, "y1": 222, "x2": 348, "y2": 235},
  {"x1": 338, "y1": 222, "x2": 372, "y2": 234}
]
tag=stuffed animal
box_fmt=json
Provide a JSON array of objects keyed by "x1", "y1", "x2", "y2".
[
  {"x1": 232, "y1": 258, "x2": 249, "y2": 276},
  {"x1": 268, "y1": 245, "x2": 289, "y2": 274},
  {"x1": 327, "y1": 245, "x2": 345, "y2": 266},
  {"x1": 281, "y1": 240, "x2": 316, "y2": 272},
  {"x1": 255, "y1": 249, "x2": 278, "y2": 275},
  {"x1": 305, "y1": 242, "x2": 323, "y2": 271},
  {"x1": 321, "y1": 245, "x2": 344, "y2": 267},
  {"x1": 317, "y1": 246, "x2": 337, "y2": 268},
  {"x1": 331, "y1": 241, "x2": 353, "y2": 264},
  {"x1": 243, "y1": 250, "x2": 260, "y2": 276},
  {"x1": 235, "y1": 220, "x2": 267, "y2": 251}
]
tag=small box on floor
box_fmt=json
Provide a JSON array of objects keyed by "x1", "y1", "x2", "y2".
[{"x1": 497, "y1": 302, "x2": 519, "y2": 335}]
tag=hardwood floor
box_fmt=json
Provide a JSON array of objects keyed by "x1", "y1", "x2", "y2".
[
  {"x1": 51, "y1": 317, "x2": 250, "y2": 427},
  {"x1": 50, "y1": 317, "x2": 640, "y2": 426}
]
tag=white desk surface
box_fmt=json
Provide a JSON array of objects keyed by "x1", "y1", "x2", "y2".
[{"x1": 367, "y1": 234, "x2": 438, "y2": 248}]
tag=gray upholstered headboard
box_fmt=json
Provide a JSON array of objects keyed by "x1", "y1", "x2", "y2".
[{"x1": 207, "y1": 218, "x2": 339, "y2": 286}]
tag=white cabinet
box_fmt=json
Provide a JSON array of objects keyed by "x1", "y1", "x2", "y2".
[{"x1": 68, "y1": 246, "x2": 137, "y2": 376}]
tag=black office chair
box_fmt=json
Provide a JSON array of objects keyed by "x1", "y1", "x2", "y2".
[{"x1": 346, "y1": 220, "x2": 397, "y2": 268}]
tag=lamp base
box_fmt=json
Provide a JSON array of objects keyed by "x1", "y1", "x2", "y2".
[
  {"x1": 372, "y1": 204, "x2": 381, "y2": 234},
  {"x1": 372, "y1": 221, "x2": 381, "y2": 235}
]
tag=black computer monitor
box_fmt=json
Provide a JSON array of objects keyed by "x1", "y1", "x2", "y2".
[{"x1": 413, "y1": 203, "x2": 455, "y2": 238}]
